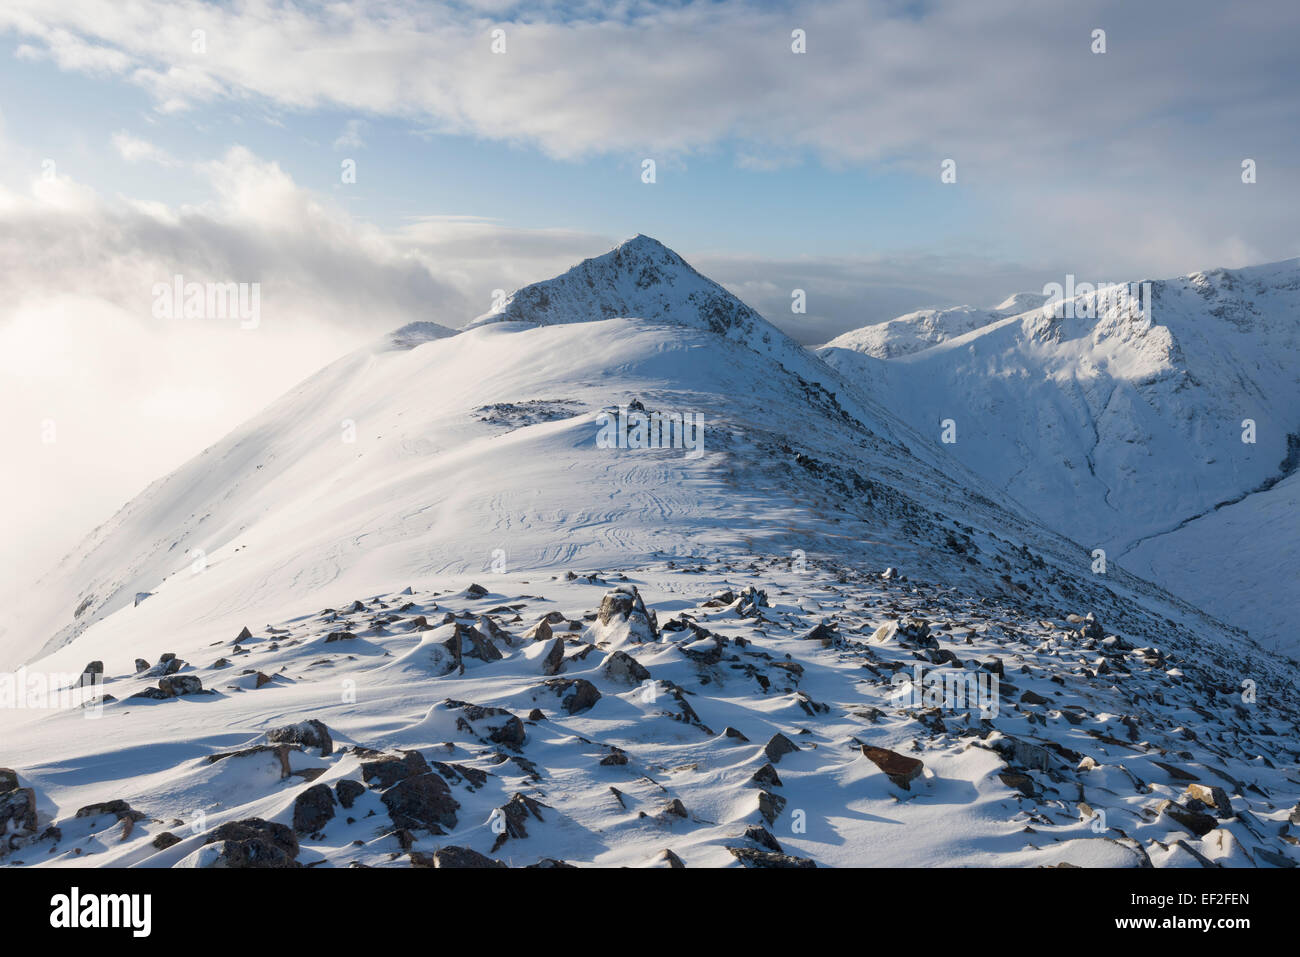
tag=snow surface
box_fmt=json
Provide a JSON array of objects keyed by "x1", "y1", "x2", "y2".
[
  {"x1": 3, "y1": 236, "x2": 1297, "y2": 869},
  {"x1": 821, "y1": 260, "x2": 1300, "y2": 654}
]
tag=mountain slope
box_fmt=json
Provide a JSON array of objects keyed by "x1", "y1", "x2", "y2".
[
  {"x1": 820, "y1": 260, "x2": 1300, "y2": 654},
  {"x1": 3, "y1": 237, "x2": 1296, "y2": 870},
  {"x1": 821, "y1": 293, "x2": 1048, "y2": 358}
]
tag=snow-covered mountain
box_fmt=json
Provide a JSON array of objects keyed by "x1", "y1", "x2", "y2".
[
  {"x1": 820, "y1": 260, "x2": 1300, "y2": 656},
  {"x1": 822, "y1": 293, "x2": 1049, "y2": 359},
  {"x1": 3, "y1": 237, "x2": 1297, "y2": 870}
]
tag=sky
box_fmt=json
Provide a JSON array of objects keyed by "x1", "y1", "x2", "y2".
[{"x1": 0, "y1": 0, "x2": 1298, "y2": 592}]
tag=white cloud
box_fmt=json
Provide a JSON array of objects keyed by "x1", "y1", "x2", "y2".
[
  {"x1": 0, "y1": 0, "x2": 1293, "y2": 173},
  {"x1": 111, "y1": 130, "x2": 179, "y2": 166},
  {"x1": 333, "y1": 118, "x2": 367, "y2": 151}
]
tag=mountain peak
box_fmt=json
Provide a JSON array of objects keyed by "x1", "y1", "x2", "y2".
[{"x1": 466, "y1": 233, "x2": 773, "y2": 345}]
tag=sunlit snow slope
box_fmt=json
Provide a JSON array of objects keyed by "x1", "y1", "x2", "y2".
[{"x1": 821, "y1": 261, "x2": 1300, "y2": 654}]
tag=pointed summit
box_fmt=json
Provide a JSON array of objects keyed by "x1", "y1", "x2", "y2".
[{"x1": 467, "y1": 234, "x2": 766, "y2": 341}]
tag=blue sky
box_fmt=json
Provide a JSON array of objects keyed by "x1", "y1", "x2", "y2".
[{"x1": 0, "y1": 34, "x2": 994, "y2": 263}]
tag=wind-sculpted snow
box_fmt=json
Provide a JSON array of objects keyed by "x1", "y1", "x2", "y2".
[
  {"x1": 2, "y1": 564, "x2": 1297, "y2": 868},
  {"x1": 2, "y1": 236, "x2": 1296, "y2": 868}
]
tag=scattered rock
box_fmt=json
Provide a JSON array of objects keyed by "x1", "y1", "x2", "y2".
[
  {"x1": 159, "y1": 674, "x2": 204, "y2": 697},
  {"x1": 267, "y1": 719, "x2": 334, "y2": 756},
  {"x1": 443, "y1": 699, "x2": 527, "y2": 749},
  {"x1": 361, "y1": 751, "x2": 432, "y2": 789},
  {"x1": 537, "y1": 678, "x2": 601, "y2": 715},
  {"x1": 658, "y1": 848, "x2": 685, "y2": 868},
  {"x1": 292, "y1": 783, "x2": 336, "y2": 834},
  {"x1": 429, "y1": 845, "x2": 506, "y2": 868},
  {"x1": 1156, "y1": 800, "x2": 1219, "y2": 837},
  {"x1": 381, "y1": 772, "x2": 460, "y2": 832},
  {"x1": 1184, "y1": 783, "x2": 1233, "y2": 819},
  {"x1": 763, "y1": 733, "x2": 799, "y2": 764},
  {"x1": 335, "y1": 779, "x2": 365, "y2": 809},
  {"x1": 203, "y1": 819, "x2": 300, "y2": 868},
  {"x1": 602, "y1": 649, "x2": 651, "y2": 685},
  {"x1": 541, "y1": 636, "x2": 566, "y2": 676},
  {"x1": 862, "y1": 745, "x2": 924, "y2": 790},
  {"x1": 727, "y1": 846, "x2": 816, "y2": 868},
  {"x1": 742, "y1": 825, "x2": 782, "y2": 852}
]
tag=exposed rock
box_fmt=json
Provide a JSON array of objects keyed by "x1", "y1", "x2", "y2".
[
  {"x1": 602, "y1": 649, "x2": 651, "y2": 685},
  {"x1": 751, "y1": 762, "x2": 782, "y2": 787},
  {"x1": 1152, "y1": 761, "x2": 1199, "y2": 782},
  {"x1": 663, "y1": 798, "x2": 689, "y2": 818},
  {"x1": 0, "y1": 768, "x2": 18, "y2": 793},
  {"x1": 442, "y1": 622, "x2": 504, "y2": 671},
  {"x1": 998, "y1": 771, "x2": 1038, "y2": 797},
  {"x1": 203, "y1": 818, "x2": 300, "y2": 868},
  {"x1": 490, "y1": 791, "x2": 549, "y2": 852},
  {"x1": 537, "y1": 678, "x2": 601, "y2": 715},
  {"x1": 129, "y1": 686, "x2": 171, "y2": 700},
  {"x1": 723, "y1": 727, "x2": 750, "y2": 742},
  {"x1": 380, "y1": 772, "x2": 460, "y2": 832},
  {"x1": 75, "y1": 800, "x2": 145, "y2": 824},
  {"x1": 862, "y1": 745, "x2": 924, "y2": 790},
  {"x1": 443, "y1": 699, "x2": 527, "y2": 749},
  {"x1": 594, "y1": 586, "x2": 657, "y2": 643},
  {"x1": 151, "y1": 832, "x2": 182, "y2": 851},
  {"x1": 1184, "y1": 783, "x2": 1233, "y2": 819},
  {"x1": 266, "y1": 719, "x2": 334, "y2": 756},
  {"x1": 541, "y1": 636, "x2": 566, "y2": 676},
  {"x1": 0, "y1": 785, "x2": 38, "y2": 836},
  {"x1": 756, "y1": 789, "x2": 787, "y2": 825},
  {"x1": 1255, "y1": 847, "x2": 1297, "y2": 868},
  {"x1": 430, "y1": 845, "x2": 506, "y2": 868},
  {"x1": 763, "y1": 733, "x2": 799, "y2": 764},
  {"x1": 361, "y1": 750, "x2": 432, "y2": 789},
  {"x1": 797, "y1": 621, "x2": 838, "y2": 643},
  {"x1": 735, "y1": 585, "x2": 769, "y2": 618},
  {"x1": 292, "y1": 783, "x2": 336, "y2": 834},
  {"x1": 728, "y1": 846, "x2": 816, "y2": 868},
  {"x1": 658, "y1": 848, "x2": 685, "y2": 868},
  {"x1": 524, "y1": 618, "x2": 554, "y2": 642},
  {"x1": 1156, "y1": 800, "x2": 1219, "y2": 837},
  {"x1": 159, "y1": 674, "x2": 204, "y2": 697},
  {"x1": 335, "y1": 779, "x2": 365, "y2": 809},
  {"x1": 743, "y1": 824, "x2": 782, "y2": 852}
]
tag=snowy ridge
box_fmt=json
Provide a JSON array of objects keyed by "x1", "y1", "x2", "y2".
[
  {"x1": 820, "y1": 259, "x2": 1300, "y2": 654},
  {"x1": 822, "y1": 293, "x2": 1048, "y2": 359},
  {"x1": 2, "y1": 237, "x2": 1297, "y2": 869}
]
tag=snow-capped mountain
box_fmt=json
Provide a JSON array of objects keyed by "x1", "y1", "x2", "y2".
[
  {"x1": 820, "y1": 260, "x2": 1300, "y2": 656},
  {"x1": 3, "y1": 238, "x2": 1297, "y2": 870},
  {"x1": 822, "y1": 293, "x2": 1049, "y2": 359}
]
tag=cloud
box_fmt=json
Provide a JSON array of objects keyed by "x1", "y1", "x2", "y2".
[
  {"x1": 0, "y1": 147, "x2": 476, "y2": 586},
  {"x1": 2, "y1": 1, "x2": 1295, "y2": 278},
  {"x1": 111, "y1": 130, "x2": 179, "y2": 166},
  {"x1": 333, "y1": 119, "x2": 367, "y2": 151},
  {"x1": 0, "y1": 0, "x2": 1293, "y2": 171}
]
